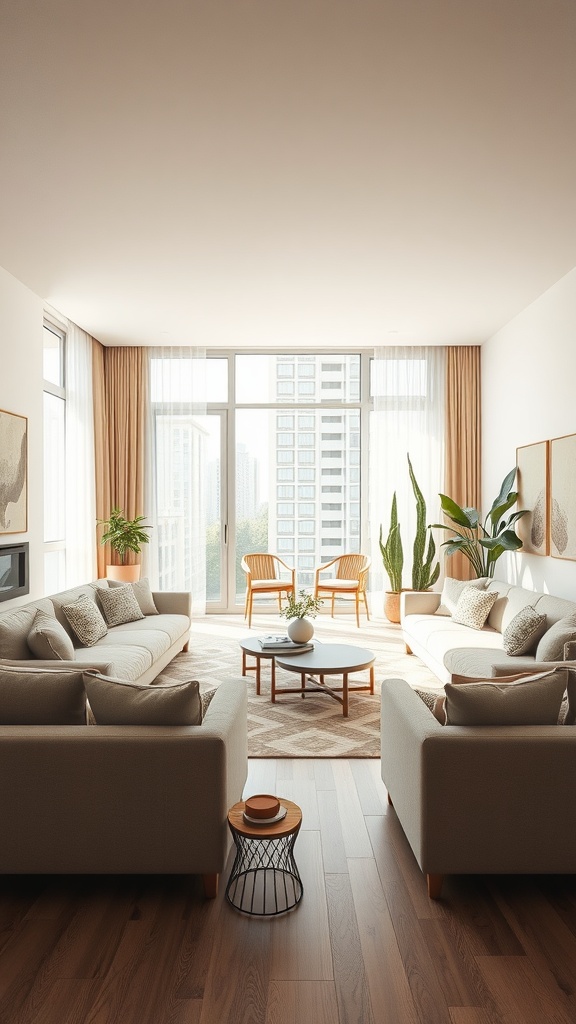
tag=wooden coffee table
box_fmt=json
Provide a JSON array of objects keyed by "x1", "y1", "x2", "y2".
[
  {"x1": 239, "y1": 636, "x2": 278, "y2": 696},
  {"x1": 274, "y1": 643, "x2": 375, "y2": 717}
]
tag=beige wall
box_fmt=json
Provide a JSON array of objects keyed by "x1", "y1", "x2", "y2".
[
  {"x1": 482, "y1": 266, "x2": 576, "y2": 600},
  {"x1": 0, "y1": 265, "x2": 45, "y2": 603}
]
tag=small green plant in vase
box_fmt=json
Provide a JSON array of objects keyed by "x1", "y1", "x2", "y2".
[
  {"x1": 279, "y1": 589, "x2": 323, "y2": 644},
  {"x1": 97, "y1": 507, "x2": 152, "y2": 582}
]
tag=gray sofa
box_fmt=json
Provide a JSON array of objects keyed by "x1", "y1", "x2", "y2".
[
  {"x1": 0, "y1": 582, "x2": 248, "y2": 896},
  {"x1": 401, "y1": 579, "x2": 576, "y2": 684},
  {"x1": 380, "y1": 677, "x2": 576, "y2": 899},
  {"x1": 0, "y1": 580, "x2": 191, "y2": 683}
]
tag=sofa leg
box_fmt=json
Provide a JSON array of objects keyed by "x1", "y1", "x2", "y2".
[
  {"x1": 387, "y1": 791, "x2": 393, "y2": 806},
  {"x1": 405, "y1": 644, "x2": 413, "y2": 655},
  {"x1": 182, "y1": 641, "x2": 189, "y2": 653},
  {"x1": 426, "y1": 873, "x2": 443, "y2": 900},
  {"x1": 203, "y1": 873, "x2": 219, "y2": 899}
]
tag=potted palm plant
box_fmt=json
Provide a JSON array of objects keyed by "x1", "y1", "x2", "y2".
[{"x1": 97, "y1": 507, "x2": 152, "y2": 582}]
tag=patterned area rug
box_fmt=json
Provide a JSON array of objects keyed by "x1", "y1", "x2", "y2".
[{"x1": 157, "y1": 610, "x2": 441, "y2": 758}]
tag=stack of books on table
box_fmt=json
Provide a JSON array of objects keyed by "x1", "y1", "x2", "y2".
[{"x1": 258, "y1": 634, "x2": 314, "y2": 653}]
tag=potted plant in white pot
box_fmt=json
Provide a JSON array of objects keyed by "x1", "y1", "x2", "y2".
[
  {"x1": 97, "y1": 507, "x2": 152, "y2": 582},
  {"x1": 279, "y1": 589, "x2": 323, "y2": 643}
]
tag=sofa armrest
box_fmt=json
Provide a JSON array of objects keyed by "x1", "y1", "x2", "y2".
[
  {"x1": 0, "y1": 657, "x2": 115, "y2": 674},
  {"x1": 152, "y1": 591, "x2": 192, "y2": 617},
  {"x1": 381, "y1": 678, "x2": 576, "y2": 876},
  {"x1": 401, "y1": 590, "x2": 441, "y2": 619}
]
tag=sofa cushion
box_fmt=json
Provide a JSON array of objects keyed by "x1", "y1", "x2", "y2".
[
  {"x1": 83, "y1": 671, "x2": 202, "y2": 725},
  {"x1": 0, "y1": 605, "x2": 37, "y2": 659},
  {"x1": 436, "y1": 576, "x2": 489, "y2": 616},
  {"x1": 536, "y1": 613, "x2": 576, "y2": 662},
  {"x1": 97, "y1": 584, "x2": 144, "y2": 627},
  {"x1": 108, "y1": 577, "x2": 159, "y2": 615},
  {"x1": 0, "y1": 664, "x2": 86, "y2": 724},
  {"x1": 62, "y1": 596, "x2": 108, "y2": 647},
  {"x1": 444, "y1": 668, "x2": 568, "y2": 726},
  {"x1": 51, "y1": 582, "x2": 109, "y2": 633},
  {"x1": 453, "y1": 587, "x2": 499, "y2": 630},
  {"x1": 27, "y1": 609, "x2": 75, "y2": 661},
  {"x1": 502, "y1": 606, "x2": 548, "y2": 656}
]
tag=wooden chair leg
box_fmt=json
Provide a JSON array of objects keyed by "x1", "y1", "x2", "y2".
[
  {"x1": 426, "y1": 873, "x2": 443, "y2": 900},
  {"x1": 355, "y1": 591, "x2": 360, "y2": 628},
  {"x1": 363, "y1": 591, "x2": 370, "y2": 621},
  {"x1": 247, "y1": 591, "x2": 253, "y2": 628},
  {"x1": 203, "y1": 873, "x2": 219, "y2": 899},
  {"x1": 331, "y1": 593, "x2": 335, "y2": 618}
]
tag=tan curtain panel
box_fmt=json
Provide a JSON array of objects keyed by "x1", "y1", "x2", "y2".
[
  {"x1": 445, "y1": 347, "x2": 481, "y2": 581},
  {"x1": 92, "y1": 344, "x2": 147, "y2": 576}
]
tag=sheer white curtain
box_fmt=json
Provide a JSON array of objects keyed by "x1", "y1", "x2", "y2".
[
  {"x1": 143, "y1": 347, "x2": 207, "y2": 614},
  {"x1": 369, "y1": 347, "x2": 446, "y2": 593},
  {"x1": 65, "y1": 323, "x2": 97, "y2": 584}
]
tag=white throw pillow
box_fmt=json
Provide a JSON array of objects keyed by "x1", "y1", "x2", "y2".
[
  {"x1": 436, "y1": 576, "x2": 490, "y2": 616},
  {"x1": 452, "y1": 586, "x2": 499, "y2": 630}
]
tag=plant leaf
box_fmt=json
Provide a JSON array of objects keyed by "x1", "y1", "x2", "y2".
[{"x1": 439, "y1": 494, "x2": 476, "y2": 528}]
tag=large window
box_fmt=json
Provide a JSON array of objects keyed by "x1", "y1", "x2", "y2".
[{"x1": 43, "y1": 321, "x2": 66, "y2": 592}]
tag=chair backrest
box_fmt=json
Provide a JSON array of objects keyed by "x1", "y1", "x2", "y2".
[
  {"x1": 336, "y1": 554, "x2": 370, "y2": 584},
  {"x1": 243, "y1": 553, "x2": 277, "y2": 581}
]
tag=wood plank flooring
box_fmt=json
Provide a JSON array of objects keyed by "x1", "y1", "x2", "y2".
[{"x1": 2, "y1": 759, "x2": 576, "y2": 1023}]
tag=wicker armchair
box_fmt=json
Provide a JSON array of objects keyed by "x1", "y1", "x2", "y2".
[
  {"x1": 313, "y1": 553, "x2": 371, "y2": 627},
  {"x1": 241, "y1": 553, "x2": 296, "y2": 627}
]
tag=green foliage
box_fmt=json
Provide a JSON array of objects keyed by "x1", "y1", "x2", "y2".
[
  {"x1": 379, "y1": 492, "x2": 404, "y2": 593},
  {"x1": 408, "y1": 454, "x2": 440, "y2": 591},
  {"x1": 97, "y1": 508, "x2": 152, "y2": 565},
  {"x1": 430, "y1": 467, "x2": 528, "y2": 578},
  {"x1": 280, "y1": 589, "x2": 323, "y2": 620}
]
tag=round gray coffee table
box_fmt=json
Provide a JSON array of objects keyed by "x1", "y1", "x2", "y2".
[
  {"x1": 239, "y1": 636, "x2": 278, "y2": 696},
  {"x1": 274, "y1": 643, "x2": 375, "y2": 717}
]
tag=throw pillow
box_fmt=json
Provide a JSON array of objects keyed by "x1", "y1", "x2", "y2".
[
  {"x1": 27, "y1": 609, "x2": 76, "y2": 661},
  {"x1": 83, "y1": 671, "x2": 202, "y2": 726},
  {"x1": 535, "y1": 613, "x2": 576, "y2": 662},
  {"x1": 502, "y1": 606, "x2": 548, "y2": 656},
  {"x1": 414, "y1": 688, "x2": 446, "y2": 723},
  {"x1": 62, "y1": 596, "x2": 108, "y2": 647},
  {"x1": 200, "y1": 686, "x2": 218, "y2": 718},
  {"x1": 97, "y1": 584, "x2": 145, "y2": 627},
  {"x1": 435, "y1": 576, "x2": 490, "y2": 616},
  {"x1": 0, "y1": 664, "x2": 87, "y2": 725},
  {"x1": 107, "y1": 577, "x2": 159, "y2": 615},
  {"x1": 444, "y1": 667, "x2": 568, "y2": 726},
  {"x1": 0, "y1": 604, "x2": 36, "y2": 659},
  {"x1": 452, "y1": 587, "x2": 499, "y2": 630}
]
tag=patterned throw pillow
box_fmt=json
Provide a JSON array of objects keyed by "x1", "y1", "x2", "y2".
[
  {"x1": 502, "y1": 606, "x2": 548, "y2": 656},
  {"x1": 200, "y1": 687, "x2": 218, "y2": 719},
  {"x1": 414, "y1": 688, "x2": 446, "y2": 723},
  {"x1": 107, "y1": 577, "x2": 159, "y2": 615},
  {"x1": 435, "y1": 576, "x2": 490, "y2": 616},
  {"x1": 535, "y1": 613, "x2": 576, "y2": 662},
  {"x1": 452, "y1": 587, "x2": 499, "y2": 630},
  {"x1": 62, "y1": 596, "x2": 108, "y2": 647},
  {"x1": 27, "y1": 609, "x2": 75, "y2": 660},
  {"x1": 83, "y1": 671, "x2": 202, "y2": 726},
  {"x1": 97, "y1": 584, "x2": 144, "y2": 627},
  {"x1": 444, "y1": 668, "x2": 568, "y2": 726}
]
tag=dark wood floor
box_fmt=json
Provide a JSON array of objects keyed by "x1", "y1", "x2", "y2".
[{"x1": 2, "y1": 758, "x2": 576, "y2": 1024}]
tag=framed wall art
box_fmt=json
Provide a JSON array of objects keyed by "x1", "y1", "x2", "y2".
[
  {"x1": 550, "y1": 432, "x2": 576, "y2": 561},
  {"x1": 0, "y1": 409, "x2": 28, "y2": 535},
  {"x1": 516, "y1": 440, "x2": 549, "y2": 556}
]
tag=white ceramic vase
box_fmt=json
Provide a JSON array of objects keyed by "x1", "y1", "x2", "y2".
[{"x1": 287, "y1": 617, "x2": 314, "y2": 643}]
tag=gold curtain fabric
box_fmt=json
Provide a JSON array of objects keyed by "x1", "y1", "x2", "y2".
[
  {"x1": 445, "y1": 347, "x2": 481, "y2": 581},
  {"x1": 92, "y1": 344, "x2": 147, "y2": 576}
]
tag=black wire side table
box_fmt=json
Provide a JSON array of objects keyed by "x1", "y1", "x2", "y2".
[{"x1": 226, "y1": 799, "x2": 303, "y2": 916}]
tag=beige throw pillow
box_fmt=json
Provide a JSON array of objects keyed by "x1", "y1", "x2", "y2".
[
  {"x1": 452, "y1": 587, "x2": 499, "y2": 630},
  {"x1": 62, "y1": 596, "x2": 108, "y2": 647},
  {"x1": 0, "y1": 664, "x2": 87, "y2": 724},
  {"x1": 83, "y1": 671, "x2": 202, "y2": 726},
  {"x1": 444, "y1": 668, "x2": 568, "y2": 726},
  {"x1": 97, "y1": 584, "x2": 145, "y2": 627},
  {"x1": 27, "y1": 609, "x2": 75, "y2": 661},
  {"x1": 535, "y1": 613, "x2": 576, "y2": 662},
  {"x1": 502, "y1": 605, "x2": 548, "y2": 656}
]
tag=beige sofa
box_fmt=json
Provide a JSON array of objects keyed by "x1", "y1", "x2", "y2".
[
  {"x1": 0, "y1": 580, "x2": 191, "y2": 683},
  {"x1": 380, "y1": 677, "x2": 576, "y2": 898},
  {"x1": 401, "y1": 580, "x2": 576, "y2": 684},
  {"x1": 0, "y1": 582, "x2": 248, "y2": 896}
]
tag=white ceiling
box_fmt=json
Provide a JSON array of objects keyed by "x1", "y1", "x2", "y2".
[{"x1": 1, "y1": 0, "x2": 576, "y2": 349}]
